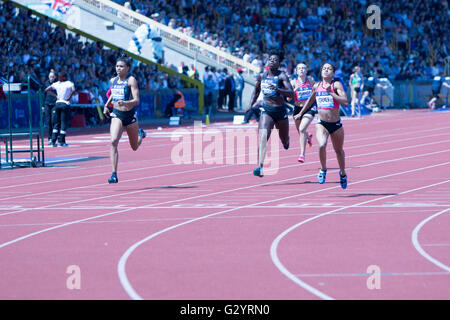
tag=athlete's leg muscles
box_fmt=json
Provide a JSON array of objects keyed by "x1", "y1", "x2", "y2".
[
  {"x1": 110, "y1": 118, "x2": 123, "y2": 173},
  {"x1": 315, "y1": 123, "x2": 329, "y2": 171},
  {"x1": 330, "y1": 126, "x2": 346, "y2": 176}
]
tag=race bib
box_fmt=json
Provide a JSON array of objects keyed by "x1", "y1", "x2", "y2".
[
  {"x1": 261, "y1": 78, "x2": 278, "y2": 97},
  {"x1": 295, "y1": 87, "x2": 312, "y2": 101},
  {"x1": 316, "y1": 91, "x2": 334, "y2": 109},
  {"x1": 111, "y1": 88, "x2": 125, "y2": 101}
]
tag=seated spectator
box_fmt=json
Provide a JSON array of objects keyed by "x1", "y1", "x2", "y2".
[
  {"x1": 112, "y1": 0, "x2": 447, "y2": 83},
  {"x1": 0, "y1": 1, "x2": 191, "y2": 127}
]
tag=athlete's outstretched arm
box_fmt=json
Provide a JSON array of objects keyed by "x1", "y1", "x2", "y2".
[{"x1": 293, "y1": 83, "x2": 318, "y2": 120}]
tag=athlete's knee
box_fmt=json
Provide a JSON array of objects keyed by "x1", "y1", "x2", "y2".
[
  {"x1": 335, "y1": 148, "x2": 345, "y2": 157},
  {"x1": 299, "y1": 126, "x2": 308, "y2": 135},
  {"x1": 110, "y1": 137, "x2": 120, "y2": 147},
  {"x1": 318, "y1": 142, "x2": 327, "y2": 150}
]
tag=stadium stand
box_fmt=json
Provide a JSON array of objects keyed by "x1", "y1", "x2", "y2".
[
  {"x1": 0, "y1": 1, "x2": 196, "y2": 126},
  {"x1": 113, "y1": 0, "x2": 448, "y2": 81}
]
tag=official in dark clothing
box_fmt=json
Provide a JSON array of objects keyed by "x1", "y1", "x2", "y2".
[
  {"x1": 43, "y1": 70, "x2": 57, "y2": 144},
  {"x1": 224, "y1": 70, "x2": 236, "y2": 112}
]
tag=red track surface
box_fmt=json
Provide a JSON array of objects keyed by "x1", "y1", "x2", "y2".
[{"x1": 1, "y1": 109, "x2": 449, "y2": 300}]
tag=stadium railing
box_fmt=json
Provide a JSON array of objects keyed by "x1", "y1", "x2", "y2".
[{"x1": 77, "y1": 0, "x2": 261, "y2": 77}]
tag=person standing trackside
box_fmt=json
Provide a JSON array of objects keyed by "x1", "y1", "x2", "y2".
[
  {"x1": 202, "y1": 67, "x2": 216, "y2": 122},
  {"x1": 349, "y1": 66, "x2": 364, "y2": 117},
  {"x1": 45, "y1": 73, "x2": 75, "y2": 147},
  {"x1": 43, "y1": 70, "x2": 57, "y2": 145},
  {"x1": 427, "y1": 72, "x2": 450, "y2": 109},
  {"x1": 235, "y1": 67, "x2": 245, "y2": 110},
  {"x1": 225, "y1": 69, "x2": 236, "y2": 112},
  {"x1": 217, "y1": 68, "x2": 227, "y2": 110}
]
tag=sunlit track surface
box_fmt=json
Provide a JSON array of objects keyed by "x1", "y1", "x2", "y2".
[{"x1": 0, "y1": 110, "x2": 449, "y2": 299}]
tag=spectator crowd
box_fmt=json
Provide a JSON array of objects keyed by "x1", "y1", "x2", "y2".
[
  {"x1": 0, "y1": 1, "x2": 192, "y2": 126},
  {"x1": 116, "y1": 0, "x2": 449, "y2": 81},
  {"x1": 1, "y1": 0, "x2": 449, "y2": 127}
]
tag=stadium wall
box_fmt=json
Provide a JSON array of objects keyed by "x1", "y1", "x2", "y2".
[{"x1": 0, "y1": 89, "x2": 199, "y2": 130}]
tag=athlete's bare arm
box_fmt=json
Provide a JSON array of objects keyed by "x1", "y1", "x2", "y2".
[
  {"x1": 294, "y1": 82, "x2": 318, "y2": 120},
  {"x1": 248, "y1": 74, "x2": 262, "y2": 111}
]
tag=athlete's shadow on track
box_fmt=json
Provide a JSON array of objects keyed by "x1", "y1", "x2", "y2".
[
  {"x1": 44, "y1": 156, "x2": 108, "y2": 167},
  {"x1": 264, "y1": 181, "x2": 319, "y2": 186},
  {"x1": 118, "y1": 185, "x2": 198, "y2": 192},
  {"x1": 341, "y1": 193, "x2": 398, "y2": 197}
]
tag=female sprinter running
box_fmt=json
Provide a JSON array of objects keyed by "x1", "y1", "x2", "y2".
[
  {"x1": 294, "y1": 62, "x2": 349, "y2": 189},
  {"x1": 290, "y1": 62, "x2": 316, "y2": 163},
  {"x1": 247, "y1": 51, "x2": 294, "y2": 177},
  {"x1": 103, "y1": 55, "x2": 146, "y2": 184}
]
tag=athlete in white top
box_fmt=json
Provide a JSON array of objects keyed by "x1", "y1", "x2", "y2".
[{"x1": 45, "y1": 73, "x2": 75, "y2": 146}]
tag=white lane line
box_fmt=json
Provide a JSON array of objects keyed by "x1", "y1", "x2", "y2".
[
  {"x1": 0, "y1": 115, "x2": 446, "y2": 182},
  {"x1": 2, "y1": 144, "x2": 450, "y2": 221},
  {"x1": 2, "y1": 136, "x2": 450, "y2": 217},
  {"x1": 118, "y1": 163, "x2": 450, "y2": 300},
  {"x1": 2, "y1": 125, "x2": 449, "y2": 191},
  {"x1": 270, "y1": 179, "x2": 450, "y2": 300},
  {"x1": 0, "y1": 121, "x2": 448, "y2": 297},
  {"x1": 0, "y1": 208, "x2": 136, "y2": 249},
  {"x1": 295, "y1": 271, "x2": 450, "y2": 277},
  {"x1": 422, "y1": 243, "x2": 450, "y2": 247},
  {"x1": 411, "y1": 208, "x2": 450, "y2": 273}
]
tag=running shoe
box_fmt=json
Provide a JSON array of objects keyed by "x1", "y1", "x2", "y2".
[
  {"x1": 298, "y1": 155, "x2": 305, "y2": 163},
  {"x1": 139, "y1": 128, "x2": 147, "y2": 139},
  {"x1": 108, "y1": 172, "x2": 118, "y2": 184},
  {"x1": 59, "y1": 143, "x2": 69, "y2": 147},
  {"x1": 307, "y1": 133, "x2": 313, "y2": 147},
  {"x1": 318, "y1": 169, "x2": 327, "y2": 184},
  {"x1": 253, "y1": 167, "x2": 264, "y2": 177},
  {"x1": 339, "y1": 170, "x2": 347, "y2": 189}
]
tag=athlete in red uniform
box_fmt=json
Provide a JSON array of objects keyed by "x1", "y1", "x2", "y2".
[
  {"x1": 290, "y1": 63, "x2": 316, "y2": 163},
  {"x1": 294, "y1": 62, "x2": 349, "y2": 189}
]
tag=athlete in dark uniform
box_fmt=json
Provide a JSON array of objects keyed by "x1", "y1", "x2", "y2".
[
  {"x1": 247, "y1": 52, "x2": 294, "y2": 177},
  {"x1": 43, "y1": 70, "x2": 57, "y2": 144},
  {"x1": 103, "y1": 55, "x2": 146, "y2": 184}
]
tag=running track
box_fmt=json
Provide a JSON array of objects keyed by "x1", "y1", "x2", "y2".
[{"x1": 0, "y1": 109, "x2": 449, "y2": 300}]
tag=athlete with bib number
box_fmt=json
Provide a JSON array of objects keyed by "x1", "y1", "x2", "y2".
[
  {"x1": 290, "y1": 63, "x2": 317, "y2": 163},
  {"x1": 294, "y1": 62, "x2": 349, "y2": 189},
  {"x1": 247, "y1": 51, "x2": 294, "y2": 177},
  {"x1": 103, "y1": 55, "x2": 147, "y2": 184}
]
